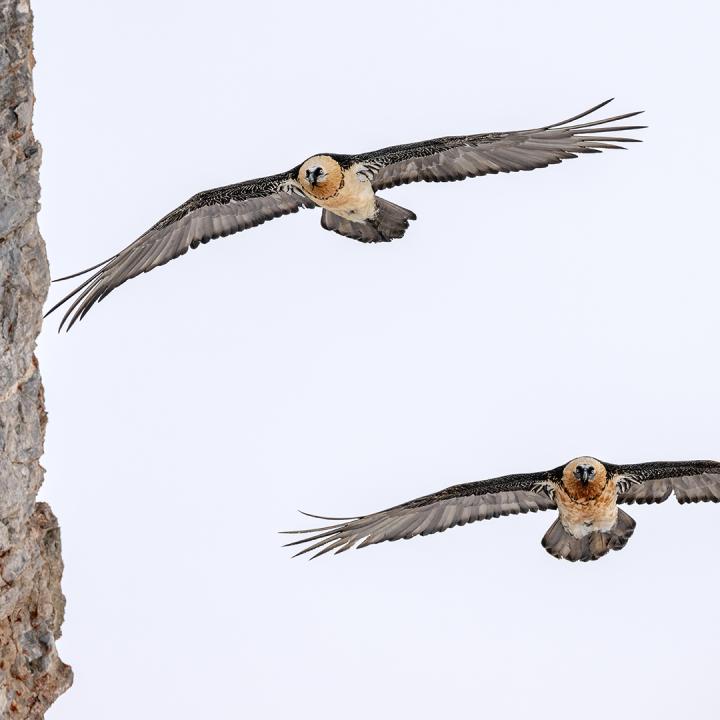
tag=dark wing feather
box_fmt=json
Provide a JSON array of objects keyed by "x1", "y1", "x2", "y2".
[
  {"x1": 348, "y1": 99, "x2": 644, "y2": 191},
  {"x1": 282, "y1": 469, "x2": 560, "y2": 559},
  {"x1": 46, "y1": 172, "x2": 314, "y2": 330},
  {"x1": 611, "y1": 460, "x2": 720, "y2": 505}
]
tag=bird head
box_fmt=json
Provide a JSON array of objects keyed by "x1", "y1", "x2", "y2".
[
  {"x1": 561, "y1": 456, "x2": 607, "y2": 499},
  {"x1": 574, "y1": 463, "x2": 596, "y2": 486},
  {"x1": 298, "y1": 155, "x2": 343, "y2": 200}
]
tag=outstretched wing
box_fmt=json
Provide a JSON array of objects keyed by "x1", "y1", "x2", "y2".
[
  {"x1": 46, "y1": 172, "x2": 314, "y2": 330},
  {"x1": 348, "y1": 99, "x2": 644, "y2": 191},
  {"x1": 611, "y1": 460, "x2": 720, "y2": 505},
  {"x1": 282, "y1": 469, "x2": 560, "y2": 559}
]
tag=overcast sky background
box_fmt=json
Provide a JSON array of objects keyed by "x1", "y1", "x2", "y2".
[{"x1": 31, "y1": 1, "x2": 720, "y2": 718}]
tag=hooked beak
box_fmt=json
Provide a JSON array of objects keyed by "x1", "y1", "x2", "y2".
[
  {"x1": 572, "y1": 462, "x2": 596, "y2": 487},
  {"x1": 579, "y1": 467, "x2": 591, "y2": 485}
]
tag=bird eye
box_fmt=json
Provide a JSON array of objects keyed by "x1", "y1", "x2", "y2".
[
  {"x1": 305, "y1": 166, "x2": 324, "y2": 181},
  {"x1": 588, "y1": 467, "x2": 595, "y2": 476}
]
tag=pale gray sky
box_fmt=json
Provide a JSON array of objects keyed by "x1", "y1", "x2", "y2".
[{"x1": 34, "y1": 1, "x2": 719, "y2": 718}]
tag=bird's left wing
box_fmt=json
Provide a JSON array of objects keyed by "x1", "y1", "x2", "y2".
[
  {"x1": 611, "y1": 460, "x2": 720, "y2": 505},
  {"x1": 282, "y1": 470, "x2": 559, "y2": 559},
  {"x1": 46, "y1": 171, "x2": 313, "y2": 330},
  {"x1": 347, "y1": 99, "x2": 644, "y2": 191}
]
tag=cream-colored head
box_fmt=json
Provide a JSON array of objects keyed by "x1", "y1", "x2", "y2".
[
  {"x1": 297, "y1": 155, "x2": 343, "y2": 200},
  {"x1": 560, "y1": 456, "x2": 608, "y2": 501}
]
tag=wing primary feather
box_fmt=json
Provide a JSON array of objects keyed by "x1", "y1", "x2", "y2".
[
  {"x1": 544, "y1": 98, "x2": 615, "y2": 128},
  {"x1": 279, "y1": 522, "x2": 348, "y2": 535},
  {"x1": 282, "y1": 527, "x2": 348, "y2": 546},
  {"x1": 44, "y1": 268, "x2": 105, "y2": 321},
  {"x1": 291, "y1": 541, "x2": 331, "y2": 559},
  {"x1": 568, "y1": 127, "x2": 646, "y2": 136},
  {"x1": 60, "y1": 280, "x2": 103, "y2": 332},
  {"x1": 55, "y1": 274, "x2": 106, "y2": 332},
  {"x1": 333, "y1": 539, "x2": 357, "y2": 555},
  {"x1": 52, "y1": 255, "x2": 118, "y2": 282},
  {"x1": 309, "y1": 538, "x2": 349, "y2": 560},
  {"x1": 294, "y1": 535, "x2": 339, "y2": 557},
  {"x1": 297, "y1": 510, "x2": 360, "y2": 521},
  {"x1": 580, "y1": 142, "x2": 626, "y2": 150},
  {"x1": 560, "y1": 111, "x2": 644, "y2": 131}
]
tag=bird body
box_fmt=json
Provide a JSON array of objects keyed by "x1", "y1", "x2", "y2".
[
  {"x1": 554, "y1": 457, "x2": 618, "y2": 537},
  {"x1": 47, "y1": 99, "x2": 644, "y2": 330},
  {"x1": 284, "y1": 457, "x2": 720, "y2": 562}
]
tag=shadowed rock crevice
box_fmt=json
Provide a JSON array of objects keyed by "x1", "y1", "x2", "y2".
[{"x1": 0, "y1": 0, "x2": 72, "y2": 716}]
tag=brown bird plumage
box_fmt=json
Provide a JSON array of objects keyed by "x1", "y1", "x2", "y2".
[
  {"x1": 47, "y1": 99, "x2": 643, "y2": 330},
  {"x1": 283, "y1": 457, "x2": 720, "y2": 562}
]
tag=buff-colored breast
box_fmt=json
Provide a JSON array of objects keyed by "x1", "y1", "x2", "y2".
[{"x1": 555, "y1": 460, "x2": 618, "y2": 538}]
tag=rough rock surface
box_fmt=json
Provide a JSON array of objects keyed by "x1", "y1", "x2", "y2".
[{"x1": 0, "y1": 0, "x2": 72, "y2": 716}]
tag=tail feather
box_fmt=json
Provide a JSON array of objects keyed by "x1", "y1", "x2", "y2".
[
  {"x1": 321, "y1": 209, "x2": 382, "y2": 242},
  {"x1": 373, "y1": 197, "x2": 416, "y2": 240},
  {"x1": 320, "y1": 198, "x2": 416, "y2": 244},
  {"x1": 541, "y1": 509, "x2": 636, "y2": 562}
]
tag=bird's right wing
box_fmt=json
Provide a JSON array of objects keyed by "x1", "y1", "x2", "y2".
[
  {"x1": 282, "y1": 470, "x2": 560, "y2": 559},
  {"x1": 612, "y1": 460, "x2": 720, "y2": 505},
  {"x1": 46, "y1": 171, "x2": 314, "y2": 330}
]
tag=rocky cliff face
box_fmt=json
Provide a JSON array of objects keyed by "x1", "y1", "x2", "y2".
[{"x1": 0, "y1": 1, "x2": 72, "y2": 716}]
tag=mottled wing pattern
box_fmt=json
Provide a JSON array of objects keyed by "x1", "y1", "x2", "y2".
[
  {"x1": 47, "y1": 172, "x2": 314, "y2": 330},
  {"x1": 612, "y1": 460, "x2": 720, "y2": 505},
  {"x1": 283, "y1": 470, "x2": 560, "y2": 559},
  {"x1": 348, "y1": 99, "x2": 644, "y2": 191}
]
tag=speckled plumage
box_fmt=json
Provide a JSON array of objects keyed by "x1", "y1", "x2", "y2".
[
  {"x1": 47, "y1": 99, "x2": 643, "y2": 330},
  {"x1": 283, "y1": 457, "x2": 720, "y2": 562}
]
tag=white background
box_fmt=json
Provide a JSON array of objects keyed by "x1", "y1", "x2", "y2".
[{"x1": 32, "y1": 1, "x2": 719, "y2": 718}]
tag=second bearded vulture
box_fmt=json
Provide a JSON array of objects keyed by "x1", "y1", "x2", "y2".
[
  {"x1": 48, "y1": 99, "x2": 643, "y2": 330},
  {"x1": 283, "y1": 457, "x2": 720, "y2": 562}
]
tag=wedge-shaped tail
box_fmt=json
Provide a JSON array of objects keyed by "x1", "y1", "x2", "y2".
[
  {"x1": 541, "y1": 509, "x2": 636, "y2": 562},
  {"x1": 321, "y1": 198, "x2": 416, "y2": 243},
  {"x1": 373, "y1": 198, "x2": 417, "y2": 240}
]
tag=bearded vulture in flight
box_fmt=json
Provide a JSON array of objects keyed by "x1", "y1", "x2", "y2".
[
  {"x1": 47, "y1": 99, "x2": 643, "y2": 330},
  {"x1": 283, "y1": 457, "x2": 720, "y2": 562}
]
